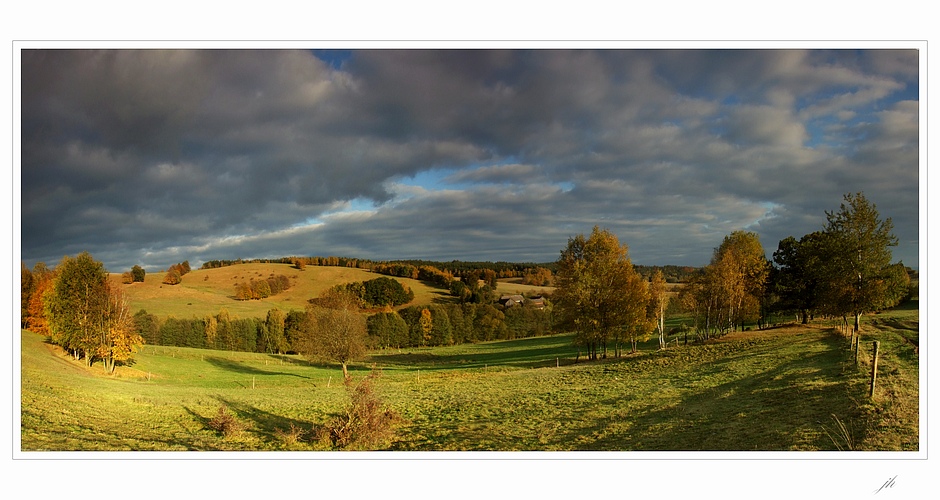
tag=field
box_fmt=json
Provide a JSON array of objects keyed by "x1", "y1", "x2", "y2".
[
  {"x1": 111, "y1": 263, "x2": 454, "y2": 319},
  {"x1": 19, "y1": 300, "x2": 918, "y2": 452}
]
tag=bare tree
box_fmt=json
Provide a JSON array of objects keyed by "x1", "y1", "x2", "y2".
[{"x1": 300, "y1": 289, "x2": 367, "y2": 380}]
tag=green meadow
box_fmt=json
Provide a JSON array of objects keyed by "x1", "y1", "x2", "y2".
[{"x1": 20, "y1": 300, "x2": 918, "y2": 451}]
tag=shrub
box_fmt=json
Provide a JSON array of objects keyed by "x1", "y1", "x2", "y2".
[
  {"x1": 274, "y1": 423, "x2": 307, "y2": 448},
  {"x1": 207, "y1": 405, "x2": 245, "y2": 438},
  {"x1": 317, "y1": 370, "x2": 400, "y2": 450}
]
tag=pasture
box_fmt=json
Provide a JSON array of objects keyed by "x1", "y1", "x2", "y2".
[
  {"x1": 111, "y1": 262, "x2": 452, "y2": 319},
  {"x1": 19, "y1": 300, "x2": 918, "y2": 451}
]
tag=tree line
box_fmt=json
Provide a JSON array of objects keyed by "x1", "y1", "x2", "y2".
[{"x1": 552, "y1": 192, "x2": 913, "y2": 361}]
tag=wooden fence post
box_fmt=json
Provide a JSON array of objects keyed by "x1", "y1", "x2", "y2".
[
  {"x1": 869, "y1": 341, "x2": 880, "y2": 398},
  {"x1": 854, "y1": 335, "x2": 860, "y2": 365}
]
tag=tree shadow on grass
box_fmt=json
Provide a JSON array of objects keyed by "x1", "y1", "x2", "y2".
[
  {"x1": 371, "y1": 334, "x2": 580, "y2": 370},
  {"x1": 195, "y1": 396, "x2": 328, "y2": 447},
  {"x1": 546, "y1": 333, "x2": 872, "y2": 451},
  {"x1": 204, "y1": 356, "x2": 310, "y2": 378},
  {"x1": 182, "y1": 400, "x2": 318, "y2": 449}
]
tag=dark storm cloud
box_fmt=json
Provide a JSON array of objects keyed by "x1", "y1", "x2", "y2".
[{"x1": 19, "y1": 48, "x2": 920, "y2": 271}]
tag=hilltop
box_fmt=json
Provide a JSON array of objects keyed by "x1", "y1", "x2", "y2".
[{"x1": 111, "y1": 262, "x2": 555, "y2": 319}]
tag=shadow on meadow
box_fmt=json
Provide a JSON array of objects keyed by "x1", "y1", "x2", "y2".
[
  {"x1": 372, "y1": 335, "x2": 580, "y2": 370},
  {"x1": 184, "y1": 396, "x2": 325, "y2": 449},
  {"x1": 556, "y1": 332, "x2": 870, "y2": 451},
  {"x1": 203, "y1": 356, "x2": 313, "y2": 378}
]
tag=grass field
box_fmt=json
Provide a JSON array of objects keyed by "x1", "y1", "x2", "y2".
[
  {"x1": 19, "y1": 300, "x2": 918, "y2": 452},
  {"x1": 111, "y1": 263, "x2": 452, "y2": 319}
]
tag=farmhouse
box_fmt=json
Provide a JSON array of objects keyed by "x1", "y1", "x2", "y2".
[
  {"x1": 500, "y1": 294, "x2": 546, "y2": 309},
  {"x1": 501, "y1": 294, "x2": 525, "y2": 307}
]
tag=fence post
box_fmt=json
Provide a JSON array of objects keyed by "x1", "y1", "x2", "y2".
[
  {"x1": 854, "y1": 335, "x2": 860, "y2": 365},
  {"x1": 869, "y1": 341, "x2": 880, "y2": 398}
]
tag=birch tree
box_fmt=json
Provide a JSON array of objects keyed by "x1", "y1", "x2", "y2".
[
  {"x1": 648, "y1": 269, "x2": 669, "y2": 349},
  {"x1": 554, "y1": 226, "x2": 649, "y2": 359}
]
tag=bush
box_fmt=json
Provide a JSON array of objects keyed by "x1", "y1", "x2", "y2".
[
  {"x1": 274, "y1": 423, "x2": 307, "y2": 448},
  {"x1": 317, "y1": 370, "x2": 400, "y2": 450},
  {"x1": 207, "y1": 405, "x2": 245, "y2": 438}
]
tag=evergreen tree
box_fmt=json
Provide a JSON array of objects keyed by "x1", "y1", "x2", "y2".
[{"x1": 822, "y1": 192, "x2": 900, "y2": 333}]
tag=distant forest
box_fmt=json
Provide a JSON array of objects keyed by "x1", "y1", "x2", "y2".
[{"x1": 199, "y1": 256, "x2": 700, "y2": 283}]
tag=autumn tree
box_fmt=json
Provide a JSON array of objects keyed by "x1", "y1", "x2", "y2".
[
  {"x1": 554, "y1": 226, "x2": 650, "y2": 359},
  {"x1": 98, "y1": 285, "x2": 144, "y2": 374},
  {"x1": 300, "y1": 289, "x2": 367, "y2": 380},
  {"x1": 234, "y1": 282, "x2": 252, "y2": 300},
  {"x1": 418, "y1": 308, "x2": 433, "y2": 346},
  {"x1": 23, "y1": 262, "x2": 55, "y2": 333},
  {"x1": 259, "y1": 308, "x2": 287, "y2": 354},
  {"x1": 251, "y1": 279, "x2": 271, "y2": 299},
  {"x1": 162, "y1": 268, "x2": 182, "y2": 285},
  {"x1": 710, "y1": 231, "x2": 769, "y2": 332},
  {"x1": 21, "y1": 262, "x2": 37, "y2": 328},
  {"x1": 821, "y1": 192, "x2": 900, "y2": 333},
  {"x1": 523, "y1": 267, "x2": 553, "y2": 286},
  {"x1": 43, "y1": 252, "x2": 143, "y2": 369}
]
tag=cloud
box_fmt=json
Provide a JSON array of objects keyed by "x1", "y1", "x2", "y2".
[{"x1": 19, "y1": 48, "x2": 920, "y2": 271}]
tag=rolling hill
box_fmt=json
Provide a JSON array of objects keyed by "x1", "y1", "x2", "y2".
[{"x1": 110, "y1": 262, "x2": 454, "y2": 319}]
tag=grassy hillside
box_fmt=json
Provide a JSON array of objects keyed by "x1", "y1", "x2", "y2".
[
  {"x1": 111, "y1": 263, "x2": 451, "y2": 319},
  {"x1": 20, "y1": 301, "x2": 918, "y2": 451}
]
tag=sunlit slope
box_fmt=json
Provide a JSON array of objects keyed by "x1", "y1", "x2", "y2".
[{"x1": 110, "y1": 263, "x2": 448, "y2": 318}]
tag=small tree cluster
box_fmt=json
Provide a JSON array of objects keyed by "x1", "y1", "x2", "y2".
[
  {"x1": 37, "y1": 252, "x2": 144, "y2": 372},
  {"x1": 522, "y1": 266, "x2": 553, "y2": 286},
  {"x1": 554, "y1": 226, "x2": 650, "y2": 359},
  {"x1": 120, "y1": 265, "x2": 147, "y2": 285},
  {"x1": 449, "y1": 270, "x2": 498, "y2": 304},
  {"x1": 162, "y1": 261, "x2": 191, "y2": 285},
  {"x1": 326, "y1": 277, "x2": 414, "y2": 308},
  {"x1": 234, "y1": 274, "x2": 291, "y2": 300},
  {"x1": 771, "y1": 192, "x2": 906, "y2": 333}
]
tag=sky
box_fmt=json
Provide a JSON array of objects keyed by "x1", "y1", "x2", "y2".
[{"x1": 17, "y1": 48, "x2": 921, "y2": 272}]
